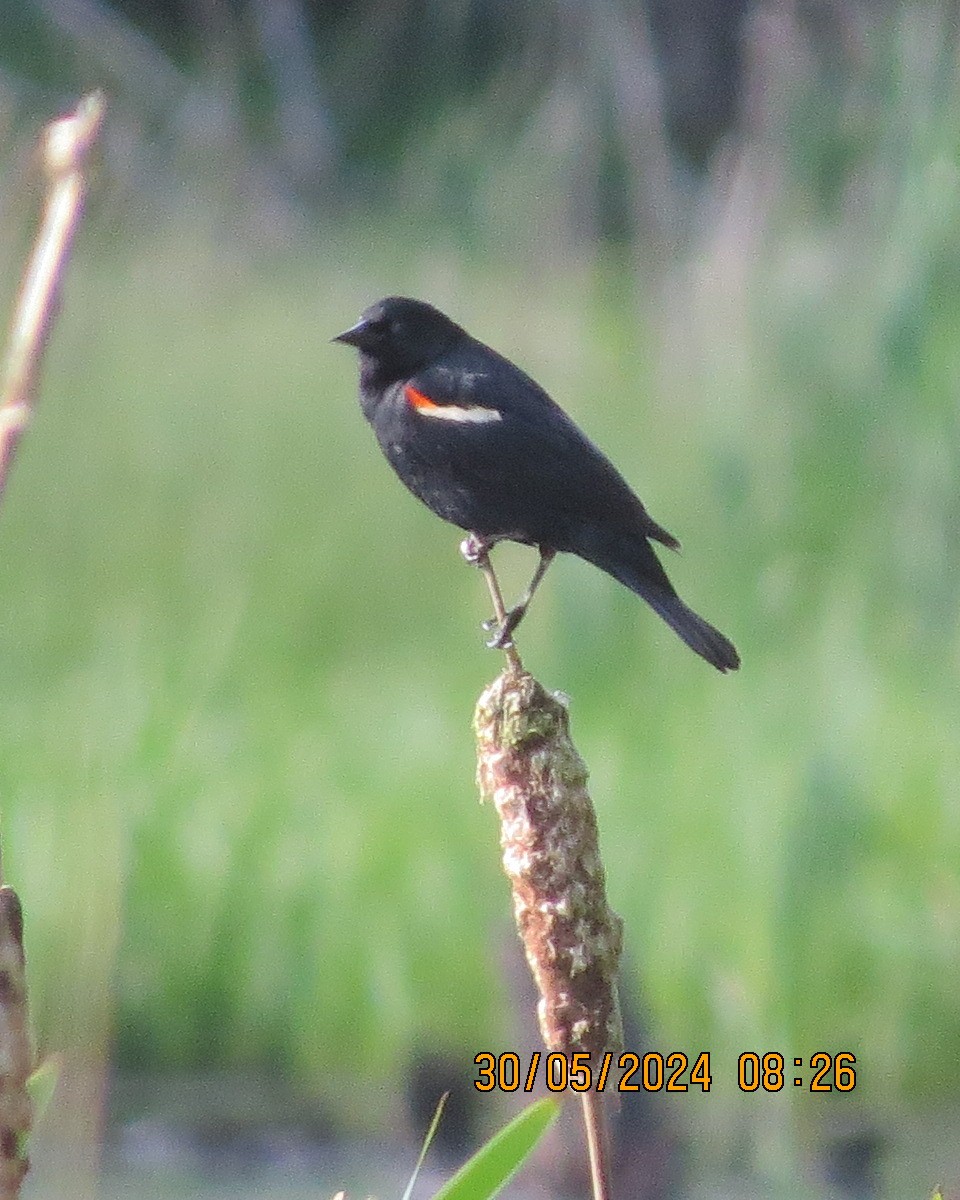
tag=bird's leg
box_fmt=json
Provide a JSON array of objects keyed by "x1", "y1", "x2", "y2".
[
  {"x1": 460, "y1": 534, "x2": 523, "y2": 671},
  {"x1": 488, "y1": 547, "x2": 557, "y2": 649},
  {"x1": 460, "y1": 534, "x2": 509, "y2": 633}
]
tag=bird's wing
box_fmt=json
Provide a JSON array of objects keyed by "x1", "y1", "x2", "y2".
[{"x1": 408, "y1": 355, "x2": 679, "y2": 550}]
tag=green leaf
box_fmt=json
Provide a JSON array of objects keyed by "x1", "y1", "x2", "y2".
[
  {"x1": 26, "y1": 1055, "x2": 61, "y2": 1124},
  {"x1": 431, "y1": 1097, "x2": 561, "y2": 1200},
  {"x1": 402, "y1": 1091, "x2": 449, "y2": 1200}
]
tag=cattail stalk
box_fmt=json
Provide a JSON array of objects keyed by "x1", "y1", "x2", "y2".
[
  {"x1": 0, "y1": 891, "x2": 29, "y2": 1199},
  {"x1": 0, "y1": 90, "x2": 105, "y2": 499},
  {"x1": 475, "y1": 667, "x2": 624, "y2": 1200},
  {"x1": 0, "y1": 91, "x2": 105, "y2": 1197}
]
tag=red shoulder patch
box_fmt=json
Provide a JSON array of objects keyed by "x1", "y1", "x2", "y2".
[
  {"x1": 404, "y1": 385, "x2": 441, "y2": 411},
  {"x1": 402, "y1": 384, "x2": 504, "y2": 425}
]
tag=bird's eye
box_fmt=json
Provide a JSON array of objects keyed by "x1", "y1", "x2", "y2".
[{"x1": 367, "y1": 315, "x2": 393, "y2": 340}]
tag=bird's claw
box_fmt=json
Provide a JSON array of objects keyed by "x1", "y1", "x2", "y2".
[
  {"x1": 485, "y1": 624, "x2": 515, "y2": 650},
  {"x1": 480, "y1": 614, "x2": 508, "y2": 644},
  {"x1": 484, "y1": 606, "x2": 523, "y2": 649},
  {"x1": 460, "y1": 534, "x2": 489, "y2": 565}
]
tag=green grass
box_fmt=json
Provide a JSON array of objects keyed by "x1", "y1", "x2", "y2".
[
  {"x1": 2, "y1": 217, "x2": 956, "y2": 1133},
  {"x1": 3, "y1": 15, "x2": 960, "y2": 1188}
]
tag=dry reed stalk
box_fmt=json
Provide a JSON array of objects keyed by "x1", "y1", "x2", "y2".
[
  {"x1": 0, "y1": 91, "x2": 105, "y2": 498},
  {"x1": 0, "y1": 90, "x2": 106, "y2": 1198},
  {"x1": 0, "y1": 891, "x2": 29, "y2": 1199}
]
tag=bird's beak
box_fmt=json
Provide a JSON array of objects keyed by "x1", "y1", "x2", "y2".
[{"x1": 332, "y1": 318, "x2": 369, "y2": 347}]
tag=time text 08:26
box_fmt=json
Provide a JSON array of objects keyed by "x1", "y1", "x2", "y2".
[{"x1": 473, "y1": 1051, "x2": 856, "y2": 1094}]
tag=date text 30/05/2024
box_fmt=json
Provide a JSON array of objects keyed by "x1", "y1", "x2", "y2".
[{"x1": 473, "y1": 1051, "x2": 857, "y2": 1094}]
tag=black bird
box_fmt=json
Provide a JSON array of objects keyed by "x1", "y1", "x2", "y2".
[{"x1": 335, "y1": 297, "x2": 739, "y2": 672}]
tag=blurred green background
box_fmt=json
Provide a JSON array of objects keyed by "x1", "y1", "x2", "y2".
[{"x1": 2, "y1": 1, "x2": 960, "y2": 1197}]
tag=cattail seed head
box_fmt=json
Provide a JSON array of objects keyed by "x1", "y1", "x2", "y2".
[{"x1": 475, "y1": 670, "x2": 624, "y2": 1060}]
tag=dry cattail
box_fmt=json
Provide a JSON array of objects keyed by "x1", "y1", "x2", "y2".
[{"x1": 475, "y1": 669, "x2": 624, "y2": 1064}]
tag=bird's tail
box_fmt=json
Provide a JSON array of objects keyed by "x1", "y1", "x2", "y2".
[
  {"x1": 634, "y1": 583, "x2": 740, "y2": 673},
  {"x1": 575, "y1": 529, "x2": 740, "y2": 672}
]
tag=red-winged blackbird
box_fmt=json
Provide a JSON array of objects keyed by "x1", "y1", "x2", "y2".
[{"x1": 335, "y1": 297, "x2": 740, "y2": 672}]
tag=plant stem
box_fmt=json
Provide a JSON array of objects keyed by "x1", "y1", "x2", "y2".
[
  {"x1": 0, "y1": 90, "x2": 105, "y2": 1200},
  {"x1": 0, "y1": 90, "x2": 105, "y2": 502}
]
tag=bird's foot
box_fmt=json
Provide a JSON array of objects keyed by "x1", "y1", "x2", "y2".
[
  {"x1": 484, "y1": 605, "x2": 524, "y2": 649},
  {"x1": 460, "y1": 534, "x2": 490, "y2": 565}
]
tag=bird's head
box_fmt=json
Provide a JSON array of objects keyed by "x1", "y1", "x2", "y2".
[{"x1": 334, "y1": 297, "x2": 465, "y2": 382}]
